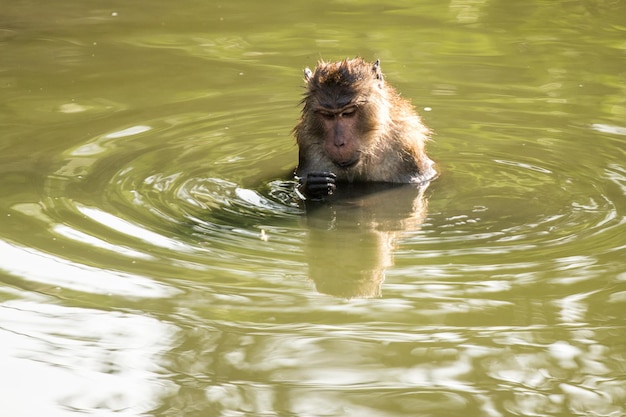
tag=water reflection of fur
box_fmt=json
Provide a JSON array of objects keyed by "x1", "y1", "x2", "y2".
[{"x1": 304, "y1": 183, "x2": 430, "y2": 298}]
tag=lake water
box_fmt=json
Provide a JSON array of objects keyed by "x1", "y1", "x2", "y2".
[{"x1": 1, "y1": 1, "x2": 625, "y2": 416}]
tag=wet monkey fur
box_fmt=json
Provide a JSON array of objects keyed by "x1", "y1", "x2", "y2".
[{"x1": 294, "y1": 57, "x2": 436, "y2": 200}]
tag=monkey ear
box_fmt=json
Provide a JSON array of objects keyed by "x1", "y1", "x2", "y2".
[
  {"x1": 304, "y1": 67, "x2": 313, "y2": 83},
  {"x1": 373, "y1": 59, "x2": 383, "y2": 81}
]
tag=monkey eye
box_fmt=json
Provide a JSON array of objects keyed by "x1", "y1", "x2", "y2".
[
  {"x1": 340, "y1": 107, "x2": 357, "y2": 118},
  {"x1": 317, "y1": 110, "x2": 335, "y2": 120}
]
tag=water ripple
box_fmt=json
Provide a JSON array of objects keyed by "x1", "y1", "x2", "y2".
[{"x1": 30, "y1": 107, "x2": 304, "y2": 299}]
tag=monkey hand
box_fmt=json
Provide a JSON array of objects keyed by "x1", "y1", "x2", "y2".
[{"x1": 298, "y1": 172, "x2": 337, "y2": 200}]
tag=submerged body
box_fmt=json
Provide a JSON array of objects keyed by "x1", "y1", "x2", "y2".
[{"x1": 294, "y1": 57, "x2": 436, "y2": 199}]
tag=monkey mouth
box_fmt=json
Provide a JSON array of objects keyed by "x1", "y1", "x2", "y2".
[{"x1": 334, "y1": 157, "x2": 360, "y2": 169}]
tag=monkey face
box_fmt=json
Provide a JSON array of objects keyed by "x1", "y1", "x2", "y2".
[
  {"x1": 301, "y1": 59, "x2": 382, "y2": 172},
  {"x1": 315, "y1": 105, "x2": 362, "y2": 169}
]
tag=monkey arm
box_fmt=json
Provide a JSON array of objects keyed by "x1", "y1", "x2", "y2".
[{"x1": 297, "y1": 171, "x2": 337, "y2": 200}]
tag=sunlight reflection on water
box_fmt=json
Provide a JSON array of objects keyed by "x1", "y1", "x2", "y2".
[
  {"x1": 0, "y1": 240, "x2": 176, "y2": 298},
  {"x1": 0, "y1": 300, "x2": 178, "y2": 416},
  {"x1": 1, "y1": 0, "x2": 625, "y2": 415}
]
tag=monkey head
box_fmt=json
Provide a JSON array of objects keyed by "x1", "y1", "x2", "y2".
[{"x1": 297, "y1": 58, "x2": 390, "y2": 171}]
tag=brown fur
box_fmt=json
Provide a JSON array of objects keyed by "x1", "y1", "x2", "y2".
[{"x1": 294, "y1": 57, "x2": 436, "y2": 185}]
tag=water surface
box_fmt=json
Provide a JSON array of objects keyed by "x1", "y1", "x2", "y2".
[{"x1": 1, "y1": 1, "x2": 625, "y2": 416}]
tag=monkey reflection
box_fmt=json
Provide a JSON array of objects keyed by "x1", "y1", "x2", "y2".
[
  {"x1": 303, "y1": 182, "x2": 430, "y2": 298},
  {"x1": 293, "y1": 58, "x2": 436, "y2": 298}
]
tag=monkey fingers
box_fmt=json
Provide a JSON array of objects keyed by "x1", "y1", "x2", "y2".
[{"x1": 301, "y1": 172, "x2": 336, "y2": 199}]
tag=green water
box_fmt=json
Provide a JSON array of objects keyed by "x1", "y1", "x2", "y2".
[{"x1": 1, "y1": 1, "x2": 625, "y2": 416}]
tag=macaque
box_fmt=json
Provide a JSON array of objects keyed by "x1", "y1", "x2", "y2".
[{"x1": 294, "y1": 57, "x2": 436, "y2": 200}]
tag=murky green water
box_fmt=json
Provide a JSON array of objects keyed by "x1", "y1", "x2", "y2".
[{"x1": 2, "y1": 1, "x2": 626, "y2": 416}]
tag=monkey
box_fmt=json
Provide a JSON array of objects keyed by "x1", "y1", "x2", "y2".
[{"x1": 293, "y1": 57, "x2": 436, "y2": 200}]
